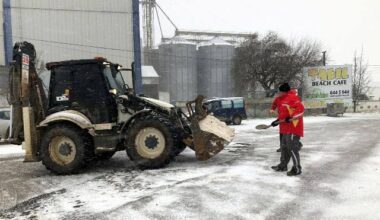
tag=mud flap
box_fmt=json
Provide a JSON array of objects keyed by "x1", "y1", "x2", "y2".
[{"x1": 186, "y1": 95, "x2": 235, "y2": 160}]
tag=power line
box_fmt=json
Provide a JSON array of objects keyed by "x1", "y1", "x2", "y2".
[
  {"x1": 0, "y1": 34, "x2": 238, "y2": 62},
  {"x1": 9, "y1": 6, "x2": 132, "y2": 14},
  {"x1": 11, "y1": 35, "x2": 132, "y2": 52}
]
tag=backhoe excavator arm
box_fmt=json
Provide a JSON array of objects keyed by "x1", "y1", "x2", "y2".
[{"x1": 8, "y1": 42, "x2": 47, "y2": 161}]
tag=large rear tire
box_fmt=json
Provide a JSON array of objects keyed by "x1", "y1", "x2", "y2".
[
  {"x1": 126, "y1": 115, "x2": 174, "y2": 169},
  {"x1": 40, "y1": 124, "x2": 92, "y2": 175}
]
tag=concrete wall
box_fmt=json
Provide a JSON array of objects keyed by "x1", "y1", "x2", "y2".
[
  {"x1": 246, "y1": 98, "x2": 343, "y2": 118},
  {"x1": 354, "y1": 101, "x2": 380, "y2": 113},
  {"x1": 246, "y1": 98, "x2": 380, "y2": 118},
  {"x1": 245, "y1": 98, "x2": 272, "y2": 118}
]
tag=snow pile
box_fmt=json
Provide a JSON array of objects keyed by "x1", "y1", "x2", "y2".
[
  {"x1": 199, "y1": 115, "x2": 235, "y2": 142},
  {"x1": 0, "y1": 144, "x2": 24, "y2": 160}
]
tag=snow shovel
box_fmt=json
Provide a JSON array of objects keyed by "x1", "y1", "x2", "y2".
[
  {"x1": 255, "y1": 124, "x2": 272, "y2": 130},
  {"x1": 255, "y1": 120, "x2": 285, "y2": 130},
  {"x1": 186, "y1": 95, "x2": 235, "y2": 161}
]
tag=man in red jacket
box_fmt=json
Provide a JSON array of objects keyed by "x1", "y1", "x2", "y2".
[
  {"x1": 270, "y1": 93, "x2": 285, "y2": 152},
  {"x1": 271, "y1": 83, "x2": 304, "y2": 176}
]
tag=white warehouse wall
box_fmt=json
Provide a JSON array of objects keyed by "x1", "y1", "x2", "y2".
[
  {"x1": 3, "y1": 0, "x2": 135, "y2": 68},
  {"x1": 0, "y1": 5, "x2": 5, "y2": 65}
]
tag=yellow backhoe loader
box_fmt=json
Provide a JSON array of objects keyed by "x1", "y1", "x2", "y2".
[{"x1": 5, "y1": 41, "x2": 234, "y2": 174}]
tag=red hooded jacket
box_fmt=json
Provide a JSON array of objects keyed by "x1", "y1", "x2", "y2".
[
  {"x1": 277, "y1": 90, "x2": 305, "y2": 137},
  {"x1": 271, "y1": 89, "x2": 298, "y2": 112},
  {"x1": 271, "y1": 95, "x2": 283, "y2": 112}
]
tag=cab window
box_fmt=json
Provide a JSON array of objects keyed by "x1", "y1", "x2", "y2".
[
  {"x1": 233, "y1": 99, "x2": 244, "y2": 108},
  {"x1": 208, "y1": 101, "x2": 221, "y2": 111},
  {"x1": 221, "y1": 100, "x2": 232, "y2": 109},
  {"x1": 0, "y1": 111, "x2": 10, "y2": 120}
]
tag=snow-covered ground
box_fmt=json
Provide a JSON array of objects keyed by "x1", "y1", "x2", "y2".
[
  {"x1": 0, "y1": 144, "x2": 24, "y2": 160},
  {"x1": 321, "y1": 142, "x2": 380, "y2": 219},
  {"x1": 1, "y1": 113, "x2": 380, "y2": 219}
]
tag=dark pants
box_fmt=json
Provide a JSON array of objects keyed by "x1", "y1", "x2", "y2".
[{"x1": 279, "y1": 134, "x2": 302, "y2": 172}]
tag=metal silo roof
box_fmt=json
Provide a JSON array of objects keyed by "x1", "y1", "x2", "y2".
[
  {"x1": 161, "y1": 36, "x2": 196, "y2": 45},
  {"x1": 198, "y1": 37, "x2": 232, "y2": 47}
]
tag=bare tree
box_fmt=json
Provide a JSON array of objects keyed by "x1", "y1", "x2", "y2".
[
  {"x1": 352, "y1": 50, "x2": 371, "y2": 112},
  {"x1": 232, "y1": 32, "x2": 323, "y2": 97},
  {"x1": 232, "y1": 33, "x2": 259, "y2": 96}
]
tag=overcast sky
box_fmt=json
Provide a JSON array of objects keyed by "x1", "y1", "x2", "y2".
[{"x1": 154, "y1": 0, "x2": 380, "y2": 85}]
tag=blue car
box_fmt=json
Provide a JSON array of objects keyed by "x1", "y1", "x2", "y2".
[{"x1": 204, "y1": 97, "x2": 247, "y2": 125}]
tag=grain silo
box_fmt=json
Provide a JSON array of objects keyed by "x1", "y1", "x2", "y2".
[
  {"x1": 143, "y1": 48, "x2": 159, "y2": 68},
  {"x1": 158, "y1": 36, "x2": 197, "y2": 103},
  {"x1": 197, "y1": 37, "x2": 235, "y2": 98}
]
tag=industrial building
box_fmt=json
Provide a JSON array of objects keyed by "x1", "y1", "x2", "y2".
[
  {"x1": 142, "y1": 36, "x2": 237, "y2": 104},
  {"x1": 0, "y1": 0, "x2": 249, "y2": 104},
  {"x1": 0, "y1": 0, "x2": 142, "y2": 92},
  {"x1": 140, "y1": 0, "x2": 253, "y2": 103}
]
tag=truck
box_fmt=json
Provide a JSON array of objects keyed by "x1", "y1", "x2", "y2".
[
  {"x1": 4, "y1": 41, "x2": 234, "y2": 174},
  {"x1": 204, "y1": 97, "x2": 248, "y2": 125}
]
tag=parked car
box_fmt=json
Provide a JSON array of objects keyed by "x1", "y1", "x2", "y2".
[
  {"x1": 0, "y1": 108, "x2": 10, "y2": 140},
  {"x1": 204, "y1": 97, "x2": 247, "y2": 125}
]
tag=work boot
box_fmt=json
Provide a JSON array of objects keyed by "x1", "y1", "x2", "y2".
[
  {"x1": 276, "y1": 148, "x2": 281, "y2": 152},
  {"x1": 287, "y1": 166, "x2": 302, "y2": 176},
  {"x1": 271, "y1": 165, "x2": 287, "y2": 172}
]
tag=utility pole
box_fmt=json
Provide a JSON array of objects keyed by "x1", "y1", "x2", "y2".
[
  {"x1": 353, "y1": 51, "x2": 357, "y2": 112},
  {"x1": 322, "y1": 51, "x2": 326, "y2": 66}
]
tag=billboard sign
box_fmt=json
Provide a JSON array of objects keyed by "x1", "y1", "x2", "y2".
[{"x1": 303, "y1": 65, "x2": 352, "y2": 108}]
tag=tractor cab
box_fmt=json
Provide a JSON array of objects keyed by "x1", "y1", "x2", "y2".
[{"x1": 44, "y1": 58, "x2": 133, "y2": 125}]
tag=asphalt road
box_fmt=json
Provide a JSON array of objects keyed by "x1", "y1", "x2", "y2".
[{"x1": 1, "y1": 114, "x2": 380, "y2": 220}]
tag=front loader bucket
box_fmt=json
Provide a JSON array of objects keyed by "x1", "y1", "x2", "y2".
[{"x1": 186, "y1": 96, "x2": 235, "y2": 160}]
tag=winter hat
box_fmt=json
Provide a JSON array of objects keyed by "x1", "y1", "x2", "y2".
[{"x1": 278, "y1": 83, "x2": 291, "y2": 92}]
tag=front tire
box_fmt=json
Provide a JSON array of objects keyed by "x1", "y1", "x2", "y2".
[
  {"x1": 232, "y1": 115, "x2": 242, "y2": 125},
  {"x1": 126, "y1": 115, "x2": 174, "y2": 169},
  {"x1": 40, "y1": 124, "x2": 92, "y2": 174}
]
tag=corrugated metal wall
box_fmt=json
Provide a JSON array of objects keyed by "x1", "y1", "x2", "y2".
[
  {"x1": 0, "y1": 5, "x2": 5, "y2": 64},
  {"x1": 0, "y1": 66, "x2": 9, "y2": 90},
  {"x1": 4, "y1": 0, "x2": 135, "y2": 68},
  {"x1": 0, "y1": 66, "x2": 9, "y2": 107}
]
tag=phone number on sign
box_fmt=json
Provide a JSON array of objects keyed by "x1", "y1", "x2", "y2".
[{"x1": 330, "y1": 90, "x2": 350, "y2": 96}]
